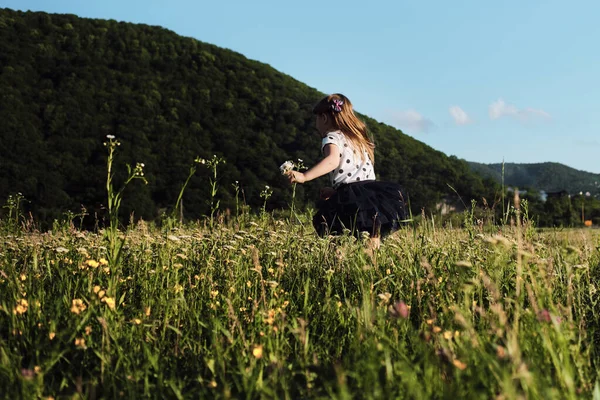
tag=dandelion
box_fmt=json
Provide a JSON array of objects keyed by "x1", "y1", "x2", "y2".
[
  {"x1": 252, "y1": 345, "x2": 264, "y2": 359},
  {"x1": 93, "y1": 285, "x2": 101, "y2": 294},
  {"x1": 70, "y1": 299, "x2": 87, "y2": 314},
  {"x1": 97, "y1": 290, "x2": 106, "y2": 299}
]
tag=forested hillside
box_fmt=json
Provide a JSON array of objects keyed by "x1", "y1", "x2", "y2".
[
  {"x1": 0, "y1": 8, "x2": 497, "y2": 226},
  {"x1": 469, "y1": 162, "x2": 600, "y2": 197}
]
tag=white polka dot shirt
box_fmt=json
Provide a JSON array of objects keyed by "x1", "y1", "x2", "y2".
[{"x1": 321, "y1": 130, "x2": 376, "y2": 189}]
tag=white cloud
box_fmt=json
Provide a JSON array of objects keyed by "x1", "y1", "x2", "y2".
[
  {"x1": 489, "y1": 98, "x2": 551, "y2": 121},
  {"x1": 388, "y1": 109, "x2": 434, "y2": 133},
  {"x1": 449, "y1": 106, "x2": 471, "y2": 125}
]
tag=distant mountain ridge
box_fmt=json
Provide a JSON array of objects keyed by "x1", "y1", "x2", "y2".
[{"x1": 468, "y1": 162, "x2": 600, "y2": 196}]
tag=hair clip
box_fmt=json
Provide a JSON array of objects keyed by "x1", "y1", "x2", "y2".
[{"x1": 331, "y1": 99, "x2": 344, "y2": 113}]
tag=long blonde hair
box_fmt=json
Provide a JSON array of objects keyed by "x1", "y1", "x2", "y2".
[{"x1": 312, "y1": 93, "x2": 375, "y2": 164}]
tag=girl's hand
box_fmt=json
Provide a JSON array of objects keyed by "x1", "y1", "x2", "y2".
[
  {"x1": 320, "y1": 187, "x2": 336, "y2": 200},
  {"x1": 287, "y1": 171, "x2": 306, "y2": 184}
]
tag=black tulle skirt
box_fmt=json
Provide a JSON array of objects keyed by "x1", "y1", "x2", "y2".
[{"x1": 312, "y1": 181, "x2": 409, "y2": 237}]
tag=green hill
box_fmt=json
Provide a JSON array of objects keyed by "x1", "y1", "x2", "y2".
[
  {"x1": 469, "y1": 162, "x2": 600, "y2": 197},
  {"x1": 0, "y1": 8, "x2": 497, "y2": 226}
]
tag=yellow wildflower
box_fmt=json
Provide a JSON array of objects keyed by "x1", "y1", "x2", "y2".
[
  {"x1": 102, "y1": 297, "x2": 116, "y2": 310},
  {"x1": 145, "y1": 307, "x2": 151, "y2": 317},
  {"x1": 49, "y1": 332, "x2": 56, "y2": 340},
  {"x1": 70, "y1": 299, "x2": 86, "y2": 314},
  {"x1": 99, "y1": 258, "x2": 108, "y2": 266},
  {"x1": 85, "y1": 326, "x2": 92, "y2": 335},
  {"x1": 20, "y1": 274, "x2": 27, "y2": 281},
  {"x1": 132, "y1": 318, "x2": 142, "y2": 325},
  {"x1": 86, "y1": 259, "x2": 100, "y2": 268},
  {"x1": 264, "y1": 310, "x2": 275, "y2": 325},
  {"x1": 74, "y1": 337, "x2": 86, "y2": 348},
  {"x1": 252, "y1": 345, "x2": 263, "y2": 359},
  {"x1": 452, "y1": 359, "x2": 467, "y2": 370},
  {"x1": 13, "y1": 299, "x2": 28, "y2": 315}
]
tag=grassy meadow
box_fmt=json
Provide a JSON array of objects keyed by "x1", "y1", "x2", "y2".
[
  {"x1": 1, "y1": 210, "x2": 599, "y2": 399},
  {"x1": 1, "y1": 142, "x2": 600, "y2": 399}
]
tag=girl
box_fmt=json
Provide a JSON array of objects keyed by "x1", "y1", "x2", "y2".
[{"x1": 286, "y1": 93, "x2": 408, "y2": 243}]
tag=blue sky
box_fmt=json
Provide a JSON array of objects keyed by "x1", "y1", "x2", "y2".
[{"x1": 4, "y1": 0, "x2": 600, "y2": 173}]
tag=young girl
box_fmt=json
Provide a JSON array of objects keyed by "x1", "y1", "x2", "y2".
[{"x1": 285, "y1": 93, "x2": 408, "y2": 242}]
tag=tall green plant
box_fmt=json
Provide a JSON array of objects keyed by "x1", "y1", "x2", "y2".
[
  {"x1": 104, "y1": 135, "x2": 147, "y2": 267},
  {"x1": 166, "y1": 156, "x2": 206, "y2": 228},
  {"x1": 1, "y1": 192, "x2": 25, "y2": 234},
  {"x1": 203, "y1": 155, "x2": 225, "y2": 228}
]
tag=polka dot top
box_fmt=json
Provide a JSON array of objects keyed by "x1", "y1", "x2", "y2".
[{"x1": 321, "y1": 130, "x2": 376, "y2": 189}]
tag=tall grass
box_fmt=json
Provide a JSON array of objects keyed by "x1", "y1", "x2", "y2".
[
  {"x1": 0, "y1": 211, "x2": 599, "y2": 398},
  {"x1": 0, "y1": 139, "x2": 599, "y2": 399}
]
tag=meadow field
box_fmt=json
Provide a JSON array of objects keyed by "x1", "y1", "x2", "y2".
[{"x1": 1, "y1": 207, "x2": 599, "y2": 399}]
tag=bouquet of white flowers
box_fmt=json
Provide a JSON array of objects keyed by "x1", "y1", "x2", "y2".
[{"x1": 279, "y1": 160, "x2": 294, "y2": 175}]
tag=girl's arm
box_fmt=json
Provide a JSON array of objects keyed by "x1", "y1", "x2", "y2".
[{"x1": 287, "y1": 144, "x2": 339, "y2": 184}]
